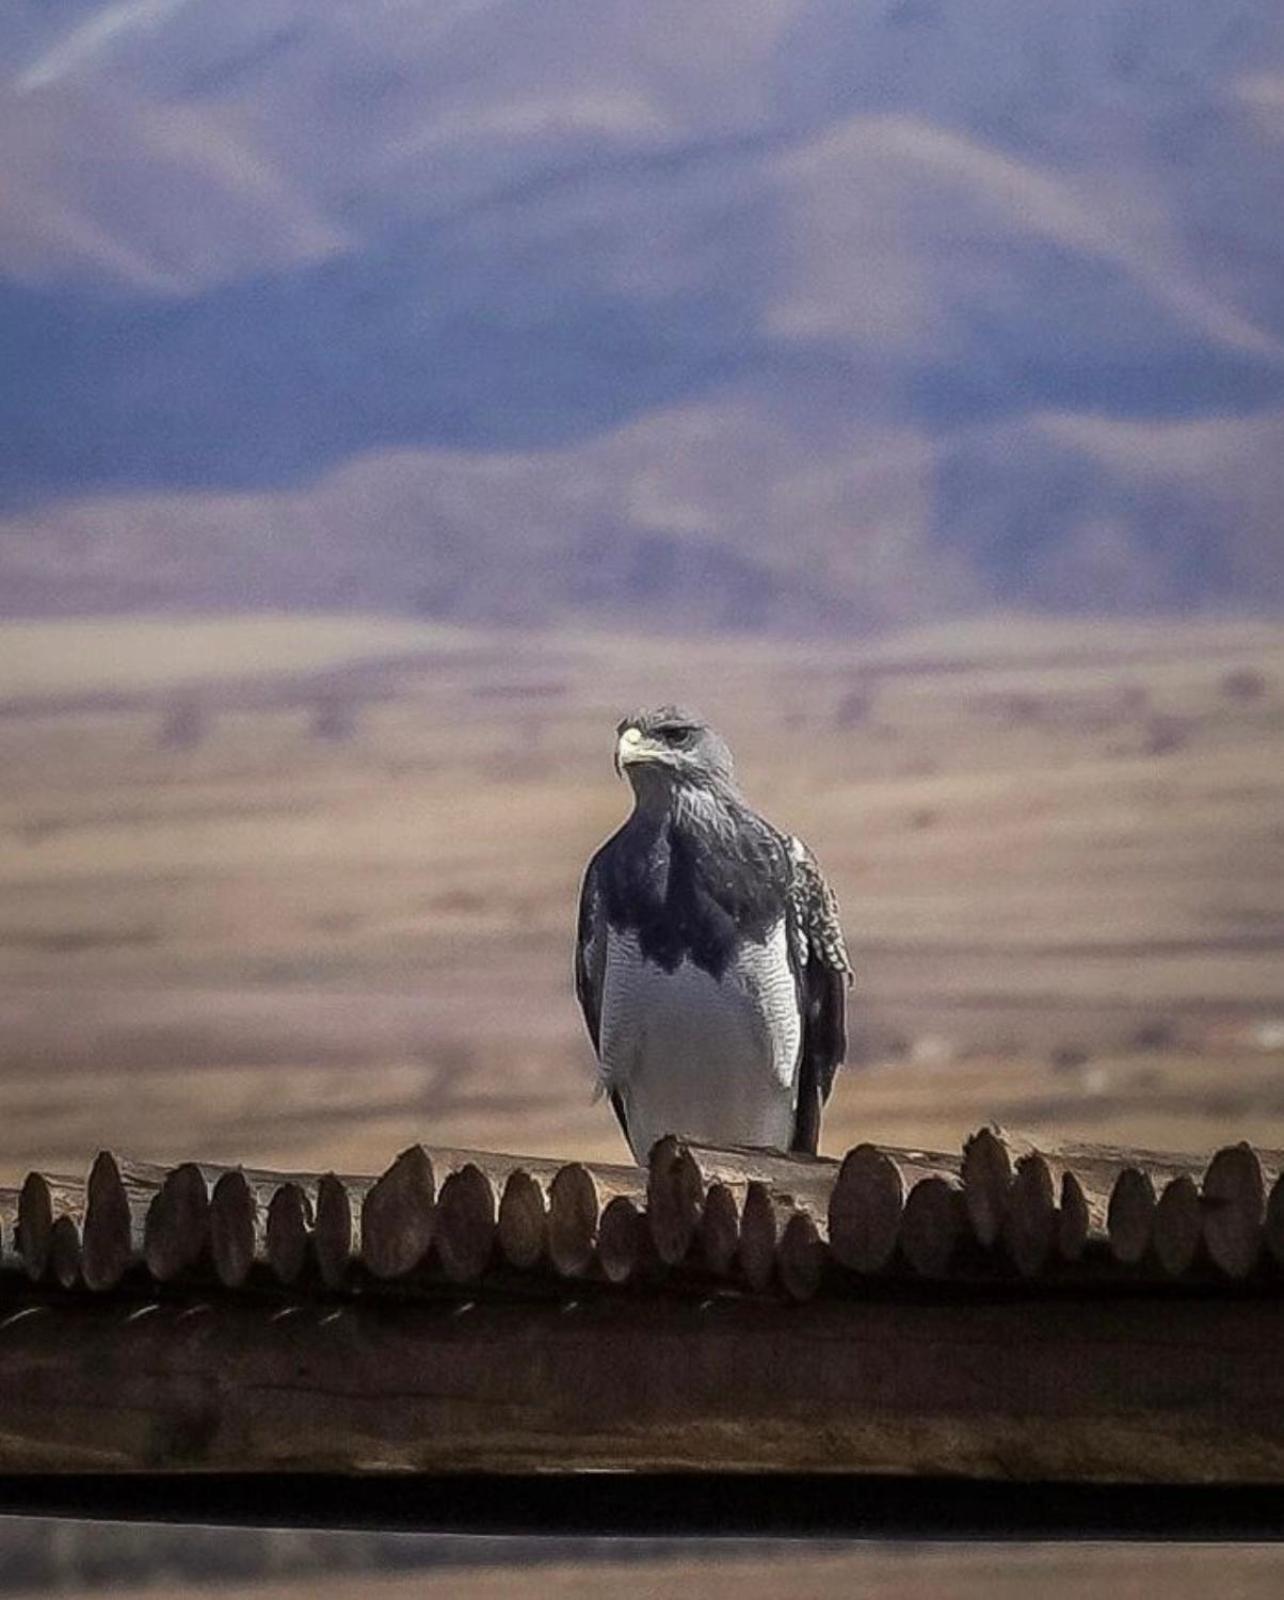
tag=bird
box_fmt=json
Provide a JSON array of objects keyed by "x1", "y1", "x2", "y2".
[{"x1": 575, "y1": 705, "x2": 851, "y2": 1163}]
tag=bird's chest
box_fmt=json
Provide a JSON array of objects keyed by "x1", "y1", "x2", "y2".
[{"x1": 599, "y1": 925, "x2": 800, "y2": 1091}]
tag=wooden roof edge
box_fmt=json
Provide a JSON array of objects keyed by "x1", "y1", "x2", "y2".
[{"x1": 2, "y1": 1130, "x2": 1281, "y2": 1303}]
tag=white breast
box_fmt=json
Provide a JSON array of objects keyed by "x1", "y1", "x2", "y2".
[{"x1": 599, "y1": 921, "x2": 802, "y2": 1162}]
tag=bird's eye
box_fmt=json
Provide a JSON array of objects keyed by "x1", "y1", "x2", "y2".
[{"x1": 659, "y1": 724, "x2": 695, "y2": 746}]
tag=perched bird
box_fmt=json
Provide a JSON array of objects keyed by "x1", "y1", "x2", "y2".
[{"x1": 575, "y1": 706, "x2": 851, "y2": 1162}]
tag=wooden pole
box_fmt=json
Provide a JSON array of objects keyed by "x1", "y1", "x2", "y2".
[
  {"x1": 1202, "y1": 1144, "x2": 1275, "y2": 1280},
  {"x1": 1153, "y1": 1176, "x2": 1203, "y2": 1279},
  {"x1": 900, "y1": 1176, "x2": 967, "y2": 1278},
  {"x1": 266, "y1": 1182, "x2": 314, "y2": 1284},
  {"x1": 143, "y1": 1163, "x2": 210, "y2": 1282},
  {"x1": 434, "y1": 1164, "x2": 496, "y2": 1283},
  {"x1": 360, "y1": 1146, "x2": 435, "y2": 1281},
  {"x1": 2, "y1": 1286, "x2": 1282, "y2": 1481},
  {"x1": 497, "y1": 1170, "x2": 546, "y2": 1271}
]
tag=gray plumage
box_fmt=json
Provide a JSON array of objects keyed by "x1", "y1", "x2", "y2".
[{"x1": 575, "y1": 706, "x2": 851, "y2": 1162}]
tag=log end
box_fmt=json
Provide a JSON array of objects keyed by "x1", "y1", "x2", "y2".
[
  {"x1": 778, "y1": 1211, "x2": 826, "y2": 1303},
  {"x1": 1202, "y1": 1143, "x2": 1267, "y2": 1280},
  {"x1": 698, "y1": 1181, "x2": 740, "y2": 1277},
  {"x1": 828, "y1": 1143, "x2": 905, "y2": 1274},
  {"x1": 1107, "y1": 1167, "x2": 1157, "y2": 1266},
  {"x1": 209, "y1": 1170, "x2": 257, "y2": 1288},
  {"x1": 361, "y1": 1145, "x2": 436, "y2": 1281},
  {"x1": 81, "y1": 1151, "x2": 132, "y2": 1292},
  {"x1": 497, "y1": 1169, "x2": 546, "y2": 1272},
  {"x1": 435, "y1": 1164, "x2": 496, "y2": 1284},
  {"x1": 901, "y1": 1176, "x2": 964, "y2": 1279},
  {"x1": 144, "y1": 1163, "x2": 210, "y2": 1282},
  {"x1": 548, "y1": 1163, "x2": 599, "y2": 1279},
  {"x1": 266, "y1": 1182, "x2": 313, "y2": 1284}
]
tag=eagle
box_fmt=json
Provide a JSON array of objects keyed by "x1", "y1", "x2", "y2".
[{"x1": 575, "y1": 706, "x2": 851, "y2": 1163}]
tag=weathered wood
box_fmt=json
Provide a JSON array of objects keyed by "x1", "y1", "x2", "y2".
[
  {"x1": 266, "y1": 1183, "x2": 314, "y2": 1284},
  {"x1": 360, "y1": 1146, "x2": 435, "y2": 1281},
  {"x1": 646, "y1": 1138, "x2": 704, "y2": 1266},
  {"x1": 81, "y1": 1152, "x2": 140, "y2": 1291},
  {"x1": 596, "y1": 1195, "x2": 644, "y2": 1285},
  {"x1": 1108, "y1": 1167, "x2": 1157, "y2": 1266},
  {"x1": 47, "y1": 1215, "x2": 82, "y2": 1290},
  {"x1": 434, "y1": 1165, "x2": 496, "y2": 1283},
  {"x1": 1058, "y1": 1170, "x2": 1107, "y2": 1262},
  {"x1": 143, "y1": 1164, "x2": 210, "y2": 1282},
  {"x1": 1202, "y1": 1144, "x2": 1276, "y2": 1280},
  {"x1": 1154, "y1": 1176, "x2": 1203, "y2": 1279},
  {"x1": 15, "y1": 1172, "x2": 85, "y2": 1283},
  {"x1": 961, "y1": 1126, "x2": 1022, "y2": 1248},
  {"x1": 497, "y1": 1170, "x2": 546, "y2": 1271},
  {"x1": 828, "y1": 1145, "x2": 901, "y2": 1273},
  {"x1": 962, "y1": 1130, "x2": 1231, "y2": 1269},
  {"x1": 1266, "y1": 1174, "x2": 1284, "y2": 1271},
  {"x1": 547, "y1": 1162, "x2": 647, "y2": 1279},
  {"x1": 648, "y1": 1140, "x2": 837, "y2": 1269},
  {"x1": 208, "y1": 1171, "x2": 260, "y2": 1289},
  {"x1": 697, "y1": 1182, "x2": 740, "y2": 1276},
  {"x1": 1, "y1": 1287, "x2": 1282, "y2": 1481},
  {"x1": 900, "y1": 1176, "x2": 966, "y2": 1279},
  {"x1": 777, "y1": 1211, "x2": 826, "y2": 1302},
  {"x1": 0, "y1": 1190, "x2": 21, "y2": 1275},
  {"x1": 737, "y1": 1181, "x2": 782, "y2": 1293},
  {"x1": 1002, "y1": 1154, "x2": 1058, "y2": 1279}
]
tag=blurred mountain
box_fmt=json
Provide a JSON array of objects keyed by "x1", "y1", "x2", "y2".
[{"x1": 1, "y1": 0, "x2": 1282, "y2": 629}]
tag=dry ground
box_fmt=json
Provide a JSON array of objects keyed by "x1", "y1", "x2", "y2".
[
  {"x1": 6, "y1": 1543, "x2": 1284, "y2": 1600},
  {"x1": 1, "y1": 610, "x2": 1282, "y2": 1178}
]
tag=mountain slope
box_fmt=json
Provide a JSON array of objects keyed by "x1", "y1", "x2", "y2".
[{"x1": 1, "y1": 0, "x2": 1282, "y2": 627}]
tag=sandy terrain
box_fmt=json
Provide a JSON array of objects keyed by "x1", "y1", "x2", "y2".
[{"x1": 1, "y1": 610, "x2": 1282, "y2": 1179}]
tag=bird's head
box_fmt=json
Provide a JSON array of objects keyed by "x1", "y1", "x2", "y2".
[{"x1": 613, "y1": 706, "x2": 736, "y2": 799}]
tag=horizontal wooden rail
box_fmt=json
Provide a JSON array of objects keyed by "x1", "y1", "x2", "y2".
[{"x1": 0, "y1": 1283, "x2": 1281, "y2": 1480}]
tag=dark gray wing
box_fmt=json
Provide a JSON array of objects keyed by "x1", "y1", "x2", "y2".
[
  {"x1": 785, "y1": 835, "x2": 852, "y2": 1156},
  {"x1": 574, "y1": 842, "x2": 630, "y2": 1144}
]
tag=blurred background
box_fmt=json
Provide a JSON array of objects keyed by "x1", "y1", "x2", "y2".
[{"x1": 2, "y1": 0, "x2": 1283, "y2": 1592}]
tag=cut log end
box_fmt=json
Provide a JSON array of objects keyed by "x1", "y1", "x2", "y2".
[
  {"x1": 1003, "y1": 1154, "x2": 1057, "y2": 1279},
  {"x1": 597, "y1": 1195, "x2": 643, "y2": 1284},
  {"x1": 17, "y1": 1173, "x2": 54, "y2": 1282},
  {"x1": 266, "y1": 1183, "x2": 313, "y2": 1284},
  {"x1": 81, "y1": 1151, "x2": 132, "y2": 1292},
  {"x1": 828, "y1": 1144, "x2": 905, "y2": 1274},
  {"x1": 548, "y1": 1163, "x2": 600, "y2": 1278},
  {"x1": 361, "y1": 1146, "x2": 436, "y2": 1281},
  {"x1": 209, "y1": 1171, "x2": 257, "y2": 1289},
  {"x1": 435, "y1": 1164, "x2": 496, "y2": 1284},
  {"x1": 778, "y1": 1211, "x2": 826, "y2": 1303},
  {"x1": 737, "y1": 1181, "x2": 778, "y2": 1293},
  {"x1": 1202, "y1": 1143, "x2": 1267, "y2": 1280},
  {"x1": 1153, "y1": 1175, "x2": 1202, "y2": 1279},
  {"x1": 961, "y1": 1126, "x2": 1021, "y2": 1248},
  {"x1": 1057, "y1": 1172, "x2": 1090, "y2": 1262},
  {"x1": 698, "y1": 1182, "x2": 740, "y2": 1277},
  {"x1": 144, "y1": 1163, "x2": 210, "y2": 1282},
  {"x1": 313, "y1": 1175, "x2": 353, "y2": 1289},
  {"x1": 48, "y1": 1215, "x2": 82, "y2": 1290},
  {"x1": 646, "y1": 1138, "x2": 703, "y2": 1266},
  {"x1": 497, "y1": 1170, "x2": 546, "y2": 1271},
  {"x1": 901, "y1": 1176, "x2": 964, "y2": 1279},
  {"x1": 1107, "y1": 1167, "x2": 1157, "y2": 1266}
]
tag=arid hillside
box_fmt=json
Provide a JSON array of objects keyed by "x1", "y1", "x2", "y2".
[{"x1": 2, "y1": 1, "x2": 1283, "y2": 627}]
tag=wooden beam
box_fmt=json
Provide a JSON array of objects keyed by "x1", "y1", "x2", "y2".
[{"x1": 0, "y1": 1283, "x2": 1281, "y2": 1481}]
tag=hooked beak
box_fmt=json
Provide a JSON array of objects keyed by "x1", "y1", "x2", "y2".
[{"x1": 614, "y1": 724, "x2": 665, "y2": 778}]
